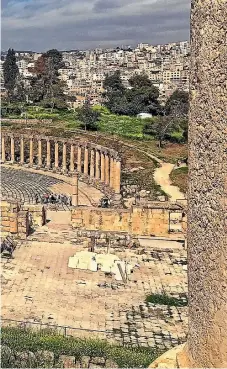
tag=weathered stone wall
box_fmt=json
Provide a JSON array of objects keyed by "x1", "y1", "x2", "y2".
[
  {"x1": 186, "y1": 0, "x2": 227, "y2": 367},
  {"x1": 0, "y1": 200, "x2": 26, "y2": 238},
  {"x1": 0, "y1": 200, "x2": 46, "y2": 238},
  {"x1": 71, "y1": 204, "x2": 185, "y2": 237}
]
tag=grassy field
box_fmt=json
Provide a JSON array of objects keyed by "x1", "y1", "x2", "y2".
[{"x1": 170, "y1": 166, "x2": 188, "y2": 194}]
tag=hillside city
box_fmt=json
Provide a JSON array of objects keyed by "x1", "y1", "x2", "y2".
[{"x1": 1, "y1": 40, "x2": 190, "y2": 108}]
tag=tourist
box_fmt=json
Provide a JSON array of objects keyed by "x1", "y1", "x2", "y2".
[{"x1": 35, "y1": 194, "x2": 39, "y2": 204}]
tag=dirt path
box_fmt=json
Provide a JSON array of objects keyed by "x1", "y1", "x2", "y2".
[
  {"x1": 70, "y1": 131, "x2": 185, "y2": 201},
  {"x1": 154, "y1": 162, "x2": 185, "y2": 201}
]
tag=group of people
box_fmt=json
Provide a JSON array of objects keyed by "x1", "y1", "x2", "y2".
[{"x1": 35, "y1": 193, "x2": 72, "y2": 206}]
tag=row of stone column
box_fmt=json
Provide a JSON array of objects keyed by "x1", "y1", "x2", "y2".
[{"x1": 1, "y1": 135, "x2": 121, "y2": 194}]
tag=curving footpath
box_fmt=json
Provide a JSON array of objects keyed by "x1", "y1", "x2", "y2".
[
  {"x1": 70, "y1": 131, "x2": 186, "y2": 201},
  {"x1": 154, "y1": 162, "x2": 185, "y2": 201}
]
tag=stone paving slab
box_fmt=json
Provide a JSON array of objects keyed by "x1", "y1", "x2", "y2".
[{"x1": 1, "y1": 225, "x2": 188, "y2": 350}]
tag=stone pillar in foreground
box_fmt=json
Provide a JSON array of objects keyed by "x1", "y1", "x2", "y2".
[
  {"x1": 29, "y1": 137, "x2": 33, "y2": 166},
  {"x1": 70, "y1": 144, "x2": 74, "y2": 172},
  {"x1": 54, "y1": 141, "x2": 59, "y2": 169},
  {"x1": 1, "y1": 136, "x2": 6, "y2": 162},
  {"x1": 38, "y1": 139, "x2": 42, "y2": 167},
  {"x1": 20, "y1": 137, "x2": 24, "y2": 164},
  {"x1": 100, "y1": 152, "x2": 105, "y2": 182},
  {"x1": 46, "y1": 139, "x2": 51, "y2": 169},
  {"x1": 77, "y1": 145, "x2": 82, "y2": 173},
  {"x1": 181, "y1": 1, "x2": 227, "y2": 367},
  {"x1": 72, "y1": 173, "x2": 79, "y2": 207},
  {"x1": 90, "y1": 149, "x2": 95, "y2": 178},
  {"x1": 84, "y1": 146, "x2": 89, "y2": 175},
  {"x1": 10, "y1": 136, "x2": 15, "y2": 163},
  {"x1": 95, "y1": 150, "x2": 100, "y2": 180},
  {"x1": 62, "y1": 142, "x2": 67, "y2": 172}
]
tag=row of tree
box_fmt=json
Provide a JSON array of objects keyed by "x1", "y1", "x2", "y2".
[
  {"x1": 3, "y1": 48, "x2": 68, "y2": 110},
  {"x1": 102, "y1": 70, "x2": 189, "y2": 146},
  {"x1": 3, "y1": 48, "x2": 189, "y2": 146},
  {"x1": 103, "y1": 71, "x2": 162, "y2": 116},
  {"x1": 103, "y1": 70, "x2": 189, "y2": 118}
]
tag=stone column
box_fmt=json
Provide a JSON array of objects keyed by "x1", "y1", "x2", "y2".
[
  {"x1": 114, "y1": 159, "x2": 121, "y2": 194},
  {"x1": 95, "y1": 150, "x2": 100, "y2": 180},
  {"x1": 90, "y1": 149, "x2": 95, "y2": 178},
  {"x1": 46, "y1": 139, "x2": 51, "y2": 168},
  {"x1": 1, "y1": 136, "x2": 6, "y2": 162},
  {"x1": 29, "y1": 137, "x2": 33, "y2": 166},
  {"x1": 101, "y1": 152, "x2": 105, "y2": 182},
  {"x1": 77, "y1": 145, "x2": 82, "y2": 173},
  {"x1": 10, "y1": 136, "x2": 15, "y2": 163},
  {"x1": 20, "y1": 136, "x2": 24, "y2": 164},
  {"x1": 70, "y1": 144, "x2": 74, "y2": 172},
  {"x1": 104, "y1": 153, "x2": 110, "y2": 185},
  {"x1": 54, "y1": 141, "x2": 59, "y2": 169},
  {"x1": 71, "y1": 173, "x2": 79, "y2": 206},
  {"x1": 109, "y1": 156, "x2": 115, "y2": 188},
  {"x1": 84, "y1": 146, "x2": 89, "y2": 175},
  {"x1": 180, "y1": 1, "x2": 227, "y2": 367},
  {"x1": 62, "y1": 142, "x2": 67, "y2": 172},
  {"x1": 38, "y1": 139, "x2": 42, "y2": 167}
]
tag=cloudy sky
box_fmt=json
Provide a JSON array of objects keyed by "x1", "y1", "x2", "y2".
[{"x1": 2, "y1": 0, "x2": 191, "y2": 52}]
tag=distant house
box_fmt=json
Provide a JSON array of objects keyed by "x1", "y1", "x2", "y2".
[{"x1": 137, "y1": 113, "x2": 153, "y2": 119}]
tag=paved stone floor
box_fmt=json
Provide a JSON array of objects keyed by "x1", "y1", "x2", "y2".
[
  {"x1": 0, "y1": 166, "x2": 103, "y2": 206},
  {"x1": 1, "y1": 223, "x2": 188, "y2": 351}
]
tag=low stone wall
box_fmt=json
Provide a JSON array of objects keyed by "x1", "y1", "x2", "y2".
[
  {"x1": 71, "y1": 203, "x2": 185, "y2": 237},
  {"x1": 0, "y1": 200, "x2": 28, "y2": 239},
  {"x1": 0, "y1": 200, "x2": 46, "y2": 239},
  {"x1": 1, "y1": 118, "x2": 53, "y2": 125},
  {"x1": 1, "y1": 346, "x2": 118, "y2": 368}
]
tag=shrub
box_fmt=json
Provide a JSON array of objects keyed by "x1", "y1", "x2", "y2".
[{"x1": 146, "y1": 293, "x2": 188, "y2": 307}]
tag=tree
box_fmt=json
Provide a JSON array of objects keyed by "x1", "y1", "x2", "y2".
[
  {"x1": 31, "y1": 49, "x2": 67, "y2": 110},
  {"x1": 11, "y1": 77, "x2": 27, "y2": 103},
  {"x1": 126, "y1": 83, "x2": 161, "y2": 116},
  {"x1": 143, "y1": 116, "x2": 179, "y2": 148},
  {"x1": 103, "y1": 71, "x2": 162, "y2": 116},
  {"x1": 44, "y1": 49, "x2": 64, "y2": 70},
  {"x1": 165, "y1": 89, "x2": 189, "y2": 118},
  {"x1": 77, "y1": 103, "x2": 100, "y2": 131},
  {"x1": 129, "y1": 73, "x2": 152, "y2": 89},
  {"x1": 3, "y1": 48, "x2": 19, "y2": 101}
]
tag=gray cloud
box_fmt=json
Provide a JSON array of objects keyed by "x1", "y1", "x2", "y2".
[{"x1": 2, "y1": 0, "x2": 191, "y2": 51}]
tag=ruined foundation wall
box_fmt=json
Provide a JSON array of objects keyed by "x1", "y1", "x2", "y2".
[
  {"x1": 0, "y1": 201, "x2": 46, "y2": 238},
  {"x1": 0, "y1": 201, "x2": 25, "y2": 238},
  {"x1": 187, "y1": 0, "x2": 227, "y2": 366},
  {"x1": 71, "y1": 205, "x2": 185, "y2": 237}
]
